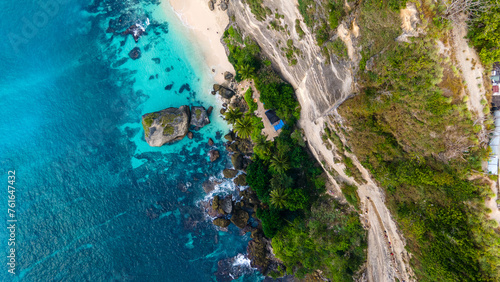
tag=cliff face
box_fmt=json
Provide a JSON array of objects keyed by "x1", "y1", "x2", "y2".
[
  {"x1": 228, "y1": 2, "x2": 416, "y2": 281},
  {"x1": 227, "y1": 0, "x2": 354, "y2": 122}
]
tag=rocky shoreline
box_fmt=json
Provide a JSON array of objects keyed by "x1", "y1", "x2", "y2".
[{"x1": 198, "y1": 71, "x2": 285, "y2": 277}]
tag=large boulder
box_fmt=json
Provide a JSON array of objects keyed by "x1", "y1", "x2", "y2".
[
  {"x1": 223, "y1": 169, "x2": 238, "y2": 178},
  {"x1": 142, "y1": 106, "x2": 190, "y2": 147},
  {"x1": 224, "y1": 71, "x2": 234, "y2": 80},
  {"x1": 128, "y1": 47, "x2": 141, "y2": 60},
  {"x1": 208, "y1": 0, "x2": 215, "y2": 11},
  {"x1": 221, "y1": 195, "x2": 233, "y2": 214},
  {"x1": 190, "y1": 106, "x2": 210, "y2": 128},
  {"x1": 224, "y1": 131, "x2": 235, "y2": 142},
  {"x1": 209, "y1": 150, "x2": 220, "y2": 162},
  {"x1": 220, "y1": 2, "x2": 228, "y2": 11},
  {"x1": 214, "y1": 84, "x2": 235, "y2": 99},
  {"x1": 231, "y1": 153, "x2": 244, "y2": 170},
  {"x1": 230, "y1": 209, "x2": 249, "y2": 229},
  {"x1": 213, "y1": 217, "x2": 230, "y2": 228},
  {"x1": 234, "y1": 174, "x2": 247, "y2": 186}
]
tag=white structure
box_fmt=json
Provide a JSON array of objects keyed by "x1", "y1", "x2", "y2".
[{"x1": 488, "y1": 111, "x2": 500, "y2": 174}]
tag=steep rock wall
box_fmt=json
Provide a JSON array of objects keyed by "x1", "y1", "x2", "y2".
[{"x1": 227, "y1": 0, "x2": 354, "y2": 122}]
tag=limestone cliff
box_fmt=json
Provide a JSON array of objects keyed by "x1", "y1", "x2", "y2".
[{"x1": 227, "y1": 0, "x2": 355, "y2": 122}]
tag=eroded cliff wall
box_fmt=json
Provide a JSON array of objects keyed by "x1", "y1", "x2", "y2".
[{"x1": 227, "y1": 0, "x2": 354, "y2": 122}]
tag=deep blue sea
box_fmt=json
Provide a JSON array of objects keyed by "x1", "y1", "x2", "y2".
[{"x1": 0, "y1": 0, "x2": 260, "y2": 280}]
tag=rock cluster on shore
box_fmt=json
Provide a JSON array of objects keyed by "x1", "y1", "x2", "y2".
[{"x1": 142, "y1": 105, "x2": 211, "y2": 147}]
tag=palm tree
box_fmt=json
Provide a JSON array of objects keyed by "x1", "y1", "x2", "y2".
[
  {"x1": 237, "y1": 64, "x2": 255, "y2": 80},
  {"x1": 253, "y1": 134, "x2": 272, "y2": 160},
  {"x1": 270, "y1": 188, "x2": 289, "y2": 209},
  {"x1": 234, "y1": 115, "x2": 254, "y2": 139},
  {"x1": 269, "y1": 152, "x2": 290, "y2": 174},
  {"x1": 224, "y1": 107, "x2": 242, "y2": 125}
]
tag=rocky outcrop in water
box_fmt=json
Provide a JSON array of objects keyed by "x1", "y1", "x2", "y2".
[
  {"x1": 142, "y1": 106, "x2": 190, "y2": 146},
  {"x1": 190, "y1": 106, "x2": 210, "y2": 128},
  {"x1": 123, "y1": 23, "x2": 148, "y2": 42},
  {"x1": 128, "y1": 47, "x2": 141, "y2": 60},
  {"x1": 230, "y1": 209, "x2": 249, "y2": 229},
  {"x1": 213, "y1": 217, "x2": 231, "y2": 228},
  {"x1": 209, "y1": 150, "x2": 220, "y2": 162},
  {"x1": 213, "y1": 84, "x2": 235, "y2": 99},
  {"x1": 223, "y1": 169, "x2": 238, "y2": 178}
]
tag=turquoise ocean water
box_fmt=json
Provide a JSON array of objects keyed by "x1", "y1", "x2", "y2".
[{"x1": 0, "y1": 0, "x2": 260, "y2": 280}]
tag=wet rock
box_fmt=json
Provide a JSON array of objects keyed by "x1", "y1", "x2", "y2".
[
  {"x1": 208, "y1": 138, "x2": 215, "y2": 146},
  {"x1": 179, "y1": 83, "x2": 191, "y2": 93},
  {"x1": 212, "y1": 195, "x2": 221, "y2": 211},
  {"x1": 123, "y1": 23, "x2": 147, "y2": 42},
  {"x1": 211, "y1": 91, "x2": 217, "y2": 95},
  {"x1": 152, "y1": 57, "x2": 160, "y2": 64},
  {"x1": 209, "y1": 150, "x2": 220, "y2": 162},
  {"x1": 202, "y1": 179, "x2": 220, "y2": 194},
  {"x1": 128, "y1": 47, "x2": 141, "y2": 60},
  {"x1": 190, "y1": 106, "x2": 210, "y2": 128},
  {"x1": 213, "y1": 84, "x2": 234, "y2": 99},
  {"x1": 224, "y1": 71, "x2": 233, "y2": 80},
  {"x1": 207, "y1": 106, "x2": 213, "y2": 115},
  {"x1": 233, "y1": 174, "x2": 247, "y2": 186},
  {"x1": 220, "y1": 108, "x2": 226, "y2": 115},
  {"x1": 213, "y1": 217, "x2": 230, "y2": 228},
  {"x1": 231, "y1": 153, "x2": 244, "y2": 170},
  {"x1": 230, "y1": 209, "x2": 249, "y2": 229},
  {"x1": 228, "y1": 141, "x2": 239, "y2": 152},
  {"x1": 165, "y1": 83, "x2": 174, "y2": 90},
  {"x1": 208, "y1": 0, "x2": 215, "y2": 11},
  {"x1": 142, "y1": 106, "x2": 190, "y2": 147},
  {"x1": 221, "y1": 195, "x2": 233, "y2": 214},
  {"x1": 187, "y1": 132, "x2": 194, "y2": 139},
  {"x1": 149, "y1": 75, "x2": 155, "y2": 80},
  {"x1": 220, "y1": 2, "x2": 228, "y2": 11},
  {"x1": 224, "y1": 131, "x2": 235, "y2": 142},
  {"x1": 247, "y1": 238, "x2": 270, "y2": 274},
  {"x1": 219, "y1": 87, "x2": 235, "y2": 99},
  {"x1": 223, "y1": 169, "x2": 238, "y2": 178}
]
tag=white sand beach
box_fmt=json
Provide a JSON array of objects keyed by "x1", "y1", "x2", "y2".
[{"x1": 165, "y1": 0, "x2": 235, "y2": 84}]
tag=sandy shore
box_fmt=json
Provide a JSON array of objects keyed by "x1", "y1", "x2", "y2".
[{"x1": 165, "y1": 0, "x2": 234, "y2": 84}]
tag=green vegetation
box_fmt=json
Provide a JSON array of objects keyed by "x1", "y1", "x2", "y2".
[
  {"x1": 244, "y1": 0, "x2": 271, "y2": 21},
  {"x1": 282, "y1": 39, "x2": 301, "y2": 66},
  {"x1": 223, "y1": 23, "x2": 367, "y2": 280},
  {"x1": 295, "y1": 19, "x2": 305, "y2": 39},
  {"x1": 163, "y1": 124, "x2": 174, "y2": 135},
  {"x1": 223, "y1": 107, "x2": 243, "y2": 125},
  {"x1": 195, "y1": 109, "x2": 202, "y2": 119},
  {"x1": 245, "y1": 129, "x2": 366, "y2": 279},
  {"x1": 467, "y1": 0, "x2": 500, "y2": 65},
  {"x1": 244, "y1": 88, "x2": 258, "y2": 112},
  {"x1": 142, "y1": 113, "x2": 160, "y2": 137},
  {"x1": 272, "y1": 197, "x2": 366, "y2": 279},
  {"x1": 340, "y1": 183, "x2": 360, "y2": 210},
  {"x1": 234, "y1": 114, "x2": 254, "y2": 139},
  {"x1": 338, "y1": 0, "x2": 500, "y2": 280},
  {"x1": 224, "y1": 26, "x2": 299, "y2": 120},
  {"x1": 226, "y1": 26, "x2": 243, "y2": 44},
  {"x1": 297, "y1": 0, "x2": 346, "y2": 56},
  {"x1": 327, "y1": 38, "x2": 348, "y2": 59}
]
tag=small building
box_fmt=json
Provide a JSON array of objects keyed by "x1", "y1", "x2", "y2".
[
  {"x1": 265, "y1": 110, "x2": 285, "y2": 132},
  {"x1": 493, "y1": 85, "x2": 499, "y2": 95}
]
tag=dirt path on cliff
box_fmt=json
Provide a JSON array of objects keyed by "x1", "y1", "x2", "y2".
[
  {"x1": 299, "y1": 112, "x2": 415, "y2": 282},
  {"x1": 451, "y1": 14, "x2": 486, "y2": 120}
]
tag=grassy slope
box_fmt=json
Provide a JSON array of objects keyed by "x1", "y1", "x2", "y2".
[{"x1": 338, "y1": 0, "x2": 500, "y2": 280}]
